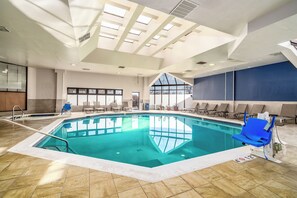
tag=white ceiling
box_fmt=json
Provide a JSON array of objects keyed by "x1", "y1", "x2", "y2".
[{"x1": 0, "y1": 0, "x2": 297, "y2": 78}]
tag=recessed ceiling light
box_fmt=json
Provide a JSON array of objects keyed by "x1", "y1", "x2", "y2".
[
  {"x1": 163, "y1": 23, "x2": 174, "y2": 31},
  {"x1": 124, "y1": 38, "x2": 134, "y2": 43},
  {"x1": 118, "y1": 66, "x2": 125, "y2": 69},
  {"x1": 71, "y1": 63, "x2": 76, "y2": 66},
  {"x1": 153, "y1": 35, "x2": 160, "y2": 40},
  {"x1": 104, "y1": 4, "x2": 126, "y2": 18},
  {"x1": 129, "y1": 29, "x2": 142, "y2": 35},
  {"x1": 99, "y1": 32, "x2": 116, "y2": 39},
  {"x1": 101, "y1": 21, "x2": 120, "y2": 30},
  {"x1": 137, "y1": 15, "x2": 152, "y2": 25},
  {"x1": 209, "y1": 63, "x2": 215, "y2": 66}
]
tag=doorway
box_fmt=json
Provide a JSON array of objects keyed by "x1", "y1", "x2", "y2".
[{"x1": 132, "y1": 92, "x2": 140, "y2": 110}]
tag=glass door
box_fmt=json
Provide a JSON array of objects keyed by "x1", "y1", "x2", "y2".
[{"x1": 132, "y1": 92, "x2": 140, "y2": 110}]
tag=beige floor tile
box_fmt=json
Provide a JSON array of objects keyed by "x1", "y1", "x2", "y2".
[
  {"x1": 0, "y1": 168, "x2": 26, "y2": 180},
  {"x1": 194, "y1": 183, "x2": 230, "y2": 198},
  {"x1": 32, "y1": 186, "x2": 63, "y2": 198},
  {"x1": 142, "y1": 181, "x2": 173, "y2": 198},
  {"x1": 262, "y1": 180, "x2": 297, "y2": 198},
  {"x1": 114, "y1": 176, "x2": 140, "y2": 193},
  {"x1": 61, "y1": 186, "x2": 89, "y2": 198},
  {"x1": 22, "y1": 164, "x2": 49, "y2": 177},
  {"x1": 227, "y1": 173, "x2": 259, "y2": 191},
  {"x1": 118, "y1": 187, "x2": 147, "y2": 198},
  {"x1": 9, "y1": 174, "x2": 41, "y2": 189},
  {"x1": 162, "y1": 177, "x2": 191, "y2": 195},
  {"x1": 212, "y1": 178, "x2": 247, "y2": 196},
  {"x1": 138, "y1": 180, "x2": 151, "y2": 186},
  {"x1": 90, "y1": 179, "x2": 117, "y2": 198},
  {"x1": 196, "y1": 167, "x2": 224, "y2": 182},
  {"x1": 0, "y1": 179, "x2": 14, "y2": 192},
  {"x1": 181, "y1": 172, "x2": 208, "y2": 188},
  {"x1": 33, "y1": 193, "x2": 61, "y2": 198},
  {"x1": 90, "y1": 170, "x2": 113, "y2": 184},
  {"x1": 249, "y1": 185, "x2": 280, "y2": 198},
  {"x1": 211, "y1": 164, "x2": 237, "y2": 177},
  {"x1": 2, "y1": 185, "x2": 35, "y2": 198},
  {"x1": 171, "y1": 189, "x2": 203, "y2": 198},
  {"x1": 112, "y1": 173, "x2": 123, "y2": 179},
  {"x1": 0, "y1": 162, "x2": 10, "y2": 173},
  {"x1": 63, "y1": 174, "x2": 89, "y2": 190},
  {"x1": 66, "y1": 165, "x2": 89, "y2": 178}
]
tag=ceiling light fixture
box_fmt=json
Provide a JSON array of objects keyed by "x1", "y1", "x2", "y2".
[
  {"x1": 71, "y1": 63, "x2": 76, "y2": 66},
  {"x1": 118, "y1": 66, "x2": 125, "y2": 69},
  {"x1": 101, "y1": 21, "x2": 120, "y2": 30},
  {"x1": 129, "y1": 29, "x2": 142, "y2": 36},
  {"x1": 2, "y1": 69, "x2": 8, "y2": 74},
  {"x1": 145, "y1": 43, "x2": 151, "y2": 47},
  {"x1": 209, "y1": 63, "x2": 215, "y2": 66},
  {"x1": 137, "y1": 15, "x2": 152, "y2": 25},
  {"x1": 163, "y1": 23, "x2": 174, "y2": 31},
  {"x1": 104, "y1": 4, "x2": 126, "y2": 18},
  {"x1": 196, "y1": 61, "x2": 207, "y2": 65}
]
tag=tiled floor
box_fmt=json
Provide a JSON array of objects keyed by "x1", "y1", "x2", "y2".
[{"x1": 1, "y1": 117, "x2": 297, "y2": 198}]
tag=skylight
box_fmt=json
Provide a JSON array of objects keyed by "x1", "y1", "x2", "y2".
[
  {"x1": 99, "y1": 33, "x2": 116, "y2": 39},
  {"x1": 104, "y1": 4, "x2": 126, "y2": 18},
  {"x1": 153, "y1": 35, "x2": 160, "y2": 40},
  {"x1": 124, "y1": 38, "x2": 134, "y2": 43},
  {"x1": 145, "y1": 43, "x2": 151, "y2": 47},
  {"x1": 101, "y1": 21, "x2": 120, "y2": 30},
  {"x1": 137, "y1": 15, "x2": 152, "y2": 25},
  {"x1": 129, "y1": 29, "x2": 142, "y2": 35},
  {"x1": 163, "y1": 23, "x2": 174, "y2": 31}
]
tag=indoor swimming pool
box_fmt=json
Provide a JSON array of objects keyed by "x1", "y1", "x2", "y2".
[{"x1": 35, "y1": 113, "x2": 243, "y2": 168}]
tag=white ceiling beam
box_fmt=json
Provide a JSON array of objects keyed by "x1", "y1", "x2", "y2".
[
  {"x1": 150, "y1": 24, "x2": 199, "y2": 56},
  {"x1": 114, "y1": 5, "x2": 144, "y2": 50},
  {"x1": 133, "y1": 15, "x2": 175, "y2": 54}
]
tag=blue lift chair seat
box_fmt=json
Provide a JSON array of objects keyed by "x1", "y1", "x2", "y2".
[
  {"x1": 61, "y1": 103, "x2": 72, "y2": 114},
  {"x1": 232, "y1": 112, "x2": 276, "y2": 147}
]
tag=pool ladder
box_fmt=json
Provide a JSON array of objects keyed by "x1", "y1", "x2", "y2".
[{"x1": 12, "y1": 105, "x2": 25, "y2": 121}]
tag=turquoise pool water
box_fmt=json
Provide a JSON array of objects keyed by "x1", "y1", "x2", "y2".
[{"x1": 36, "y1": 113, "x2": 243, "y2": 168}]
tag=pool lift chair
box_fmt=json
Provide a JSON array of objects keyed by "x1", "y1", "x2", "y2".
[
  {"x1": 61, "y1": 103, "x2": 71, "y2": 114},
  {"x1": 232, "y1": 112, "x2": 282, "y2": 163}
]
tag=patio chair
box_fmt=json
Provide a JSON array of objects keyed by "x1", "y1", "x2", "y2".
[
  {"x1": 110, "y1": 102, "x2": 121, "y2": 112},
  {"x1": 197, "y1": 103, "x2": 208, "y2": 114},
  {"x1": 278, "y1": 104, "x2": 297, "y2": 124},
  {"x1": 228, "y1": 104, "x2": 248, "y2": 119},
  {"x1": 93, "y1": 102, "x2": 105, "y2": 112},
  {"x1": 249, "y1": 104, "x2": 265, "y2": 117},
  {"x1": 185, "y1": 102, "x2": 199, "y2": 113},
  {"x1": 212, "y1": 103, "x2": 229, "y2": 117},
  {"x1": 83, "y1": 102, "x2": 93, "y2": 113},
  {"x1": 122, "y1": 101, "x2": 132, "y2": 111},
  {"x1": 204, "y1": 104, "x2": 218, "y2": 115}
]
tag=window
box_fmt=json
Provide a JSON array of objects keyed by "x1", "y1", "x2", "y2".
[
  {"x1": 149, "y1": 73, "x2": 192, "y2": 108},
  {"x1": 104, "y1": 4, "x2": 126, "y2": 18},
  {"x1": 99, "y1": 33, "x2": 116, "y2": 39},
  {"x1": 137, "y1": 15, "x2": 152, "y2": 25},
  {"x1": 101, "y1": 21, "x2": 120, "y2": 30},
  {"x1": 67, "y1": 88, "x2": 123, "y2": 106}
]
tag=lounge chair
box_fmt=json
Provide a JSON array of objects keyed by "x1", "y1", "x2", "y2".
[
  {"x1": 277, "y1": 104, "x2": 297, "y2": 124},
  {"x1": 197, "y1": 103, "x2": 208, "y2": 114},
  {"x1": 110, "y1": 102, "x2": 121, "y2": 112},
  {"x1": 83, "y1": 102, "x2": 93, "y2": 113},
  {"x1": 185, "y1": 102, "x2": 199, "y2": 113},
  {"x1": 93, "y1": 102, "x2": 105, "y2": 112},
  {"x1": 212, "y1": 103, "x2": 229, "y2": 117},
  {"x1": 249, "y1": 104, "x2": 265, "y2": 117},
  {"x1": 232, "y1": 112, "x2": 276, "y2": 147},
  {"x1": 204, "y1": 104, "x2": 217, "y2": 115},
  {"x1": 122, "y1": 101, "x2": 132, "y2": 111},
  {"x1": 228, "y1": 104, "x2": 248, "y2": 119}
]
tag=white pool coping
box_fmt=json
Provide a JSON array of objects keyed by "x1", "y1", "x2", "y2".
[{"x1": 8, "y1": 111, "x2": 251, "y2": 182}]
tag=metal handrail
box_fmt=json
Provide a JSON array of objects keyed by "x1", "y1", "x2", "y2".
[
  {"x1": 12, "y1": 105, "x2": 25, "y2": 121},
  {"x1": 3, "y1": 119, "x2": 70, "y2": 152}
]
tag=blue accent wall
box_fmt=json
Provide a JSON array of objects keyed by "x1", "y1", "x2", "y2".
[
  {"x1": 193, "y1": 61, "x2": 297, "y2": 101},
  {"x1": 235, "y1": 61, "x2": 297, "y2": 101},
  {"x1": 193, "y1": 73, "x2": 225, "y2": 100}
]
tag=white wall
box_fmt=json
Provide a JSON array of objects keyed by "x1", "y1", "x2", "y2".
[{"x1": 64, "y1": 71, "x2": 145, "y2": 101}]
